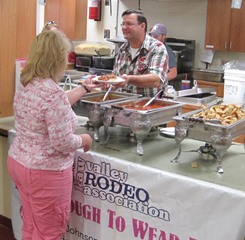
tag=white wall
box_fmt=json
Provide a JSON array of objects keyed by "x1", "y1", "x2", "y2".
[
  {"x1": 86, "y1": 0, "x2": 245, "y2": 70},
  {"x1": 36, "y1": 0, "x2": 45, "y2": 34}
]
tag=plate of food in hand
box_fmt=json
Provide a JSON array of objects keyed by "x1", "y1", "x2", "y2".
[{"x1": 92, "y1": 73, "x2": 125, "y2": 85}]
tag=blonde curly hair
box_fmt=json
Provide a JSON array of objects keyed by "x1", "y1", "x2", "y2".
[{"x1": 21, "y1": 30, "x2": 71, "y2": 86}]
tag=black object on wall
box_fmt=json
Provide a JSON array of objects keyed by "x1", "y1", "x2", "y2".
[
  {"x1": 165, "y1": 38, "x2": 195, "y2": 90},
  {"x1": 166, "y1": 38, "x2": 195, "y2": 74}
]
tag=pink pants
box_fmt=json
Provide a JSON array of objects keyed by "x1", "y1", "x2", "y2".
[{"x1": 8, "y1": 156, "x2": 72, "y2": 240}]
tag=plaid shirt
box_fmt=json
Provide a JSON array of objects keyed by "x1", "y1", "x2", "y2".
[{"x1": 113, "y1": 35, "x2": 169, "y2": 97}]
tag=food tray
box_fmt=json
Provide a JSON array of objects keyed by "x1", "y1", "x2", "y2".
[
  {"x1": 192, "y1": 68, "x2": 224, "y2": 82},
  {"x1": 173, "y1": 106, "x2": 245, "y2": 173},
  {"x1": 73, "y1": 92, "x2": 142, "y2": 142},
  {"x1": 109, "y1": 98, "x2": 181, "y2": 113},
  {"x1": 177, "y1": 92, "x2": 216, "y2": 105},
  {"x1": 103, "y1": 98, "x2": 184, "y2": 155},
  {"x1": 80, "y1": 91, "x2": 141, "y2": 105}
]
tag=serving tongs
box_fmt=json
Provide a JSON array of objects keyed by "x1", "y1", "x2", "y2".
[
  {"x1": 143, "y1": 89, "x2": 163, "y2": 108},
  {"x1": 102, "y1": 85, "x2": 112, "y2": 101}
]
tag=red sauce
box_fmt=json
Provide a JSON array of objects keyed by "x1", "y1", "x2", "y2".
[
  {"x1": 84, "y1": 94, "x2": 122, "y2": 102},
  {"x1": 116, "y1": 99, "x2": 172, "y2": 111}
]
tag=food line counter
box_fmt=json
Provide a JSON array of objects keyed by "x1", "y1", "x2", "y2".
[
  {"x1": 1, "y1": 117, "x2": 245, "y2": 240},
  {"x1": 65, "y1": 121, "x2": 245, "y2": 240}
]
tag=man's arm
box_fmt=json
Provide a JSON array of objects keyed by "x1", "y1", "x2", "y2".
[
  {"x1": 167, "y1": 66, "x2": 177, "y2": 81},
  {"x1": 125, "y1": 73, "x2": 161, "y2": 88},
  {"x1": 166, "y1": 45, "x2": 177, "y2": 81}
]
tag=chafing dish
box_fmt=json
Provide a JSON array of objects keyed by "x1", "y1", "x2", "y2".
[
  {"x1": 72, "y1": 91, "x2": 141, "y2": 141},
  {"x1": 103, "y1": 98, "x2": 183, "y2": 155},
  {"x1": 192, "y1": 68, "x2": 224, "y2": 83},
  {"x1": 173, "y1": 107, "x2": 245, "y2": 174},
  {"x1": 176, "y1": 87, "x2": 217, "y2": 105}
]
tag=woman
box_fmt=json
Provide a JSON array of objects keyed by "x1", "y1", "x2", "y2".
[{"x1": 7, "y1": 30, "x2": 96, "y2": 239}]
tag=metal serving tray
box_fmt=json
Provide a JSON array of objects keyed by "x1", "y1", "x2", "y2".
[
  {"x1": 176, "y1": 87, "x2": 216, "y2": 105},
  {"x1": 102, "y1": 98, "x2": 184, "y2": 155},
  {"x1": 192, "y1": 68, "x2": 224, "y2": 82},
  {"x1": 80, "y1": 91, "x2": 140, "y2": 104},
  {"x1": 177, "y1": 92, "x2": 216, "y2": 104},
  {"x1": 72, "y1": 91, "x2": 141, "y2": 141},
  {"x1": 172, "y1": 108, "x2": 245, "y2": 173}
]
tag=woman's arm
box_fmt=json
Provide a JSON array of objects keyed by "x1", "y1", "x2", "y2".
[
  {"x1": 66, "y1": 85, "x2": 88, "y2": 105},
  {"x1": 66, "y1": 75, "x2": 102, "y2": 105}
]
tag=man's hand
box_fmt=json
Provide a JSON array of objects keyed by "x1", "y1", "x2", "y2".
[{"x1": 113, "y1": 74, "x2": 129, "y2": 88}]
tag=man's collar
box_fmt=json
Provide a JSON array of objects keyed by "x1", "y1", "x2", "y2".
[{"x1": 120, "y1": 34, "x2": 148, "y2": 52}]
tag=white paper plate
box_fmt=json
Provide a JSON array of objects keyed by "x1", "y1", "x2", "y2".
[
  {"x1": 92, "y1": 76, "x2": 125, "y2": 85},
  {"x1": 159, "y1": 127, "x2": 175, "y2": 138}
]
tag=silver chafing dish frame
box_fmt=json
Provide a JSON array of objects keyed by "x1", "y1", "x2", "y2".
[
  {"x1": 102, "y1": 97, "x2": 184, "y2": 155},
  {"x1": 176, "y1": 87, "x2": 217, "y2": 105},
  {"x1": 173, "y1": 107, "x2": 245, "y2": 174},
  {"x1": 74, "y1": 91, "x2": 141, "y2": 141}
]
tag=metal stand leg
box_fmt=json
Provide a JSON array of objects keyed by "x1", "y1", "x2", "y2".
[
  {"x1": 216, "y1": 156, "x2": 224, "y2": 174},
  {"x1": 136, "y1": 138, "x2": 144, "y2": 156},
  {"x1": 94, "y1": 129, "x2": 100, "y2": 142},
  {"x1": 103, "y1": 125, "x2": 110, "y2": 144},
  {"x1": 171, "y1": 141, "x2": 182, "y2": 163}
]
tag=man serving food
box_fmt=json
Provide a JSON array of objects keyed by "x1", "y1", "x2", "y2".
[{"x1": 112, "y1": 9, "x2": 169, "y2": 97}]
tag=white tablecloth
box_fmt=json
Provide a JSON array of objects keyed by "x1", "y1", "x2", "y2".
[{"x1": 63, "y1": 150, "x2": 245, "y2": 240}]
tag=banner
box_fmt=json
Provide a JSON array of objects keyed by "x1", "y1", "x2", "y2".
[{"x1": 63, "y1": 150, "x2": 245, "y2": 240}]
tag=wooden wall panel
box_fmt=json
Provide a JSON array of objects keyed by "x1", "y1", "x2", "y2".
[
  {"x1": 0, "y1": 0, "x2": 36, "y2": 118},
  {"x1": 59, "y1": 0, "x2": 76, "y2": 39},
  {"x1": 0, "y1": 0, "x2": 17, "y2": 118},
  {"x1": 75, "y1": 0, "x2": 87, "y2": 40},
  {"x1": 44, "y1": 0, "x2": 61, "y2": 28},
  {"x1": 45, "y1": 0, "x2": 87, "y2": 40},
  {"x1": 16, "y1": 0, "x2": 36, "y2": 58},
  {"x1": 0, "y1": 0, "x2": 86, "y2": 118}
]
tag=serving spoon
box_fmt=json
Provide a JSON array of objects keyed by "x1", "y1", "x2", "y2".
[
  {"x1": 143, "y1": 89, "x2": 163, "y2": 108},
  {"x1": 102, "y1": 85, "x2": 113, "y2": 101}
]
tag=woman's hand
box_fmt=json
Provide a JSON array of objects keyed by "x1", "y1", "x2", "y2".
[
  {"x1": 82, "y1": 83, "x2": 102, "y2": 92},
  {"x1": 80, "y1": 134, "x2": 93, "y2": 152},
  {"x1": 83, "y1": 75, "x2": 96, "y2": 85},
  {"x1": 83, "y1": 75, "x2": 103, "y2": 92}
]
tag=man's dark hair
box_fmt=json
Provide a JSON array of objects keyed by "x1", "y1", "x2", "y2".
[{"x1": 121, "y1": 9, "x2": 147, "y2": 33}]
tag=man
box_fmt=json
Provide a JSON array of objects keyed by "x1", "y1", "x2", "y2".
[
  {"x1": 113, "y1": 9, "x2": 169, "y2": 97},
  {"x1": 149, "y1": 23, "x2": 177, "y2": 81}
]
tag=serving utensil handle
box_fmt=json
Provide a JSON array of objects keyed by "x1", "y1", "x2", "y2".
[
  {"x1": 102, "y1": 85, "x2": 112, "y2": 101},
  {"x1": 143, "y1": 89, "x2": 163, "y2": 107}
]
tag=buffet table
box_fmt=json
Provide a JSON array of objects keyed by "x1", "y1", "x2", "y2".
[
  {"x1": 62, "y1": 122, "x2": 245, "y2": 240},
  {"x1": 1, "y1": 117, "x2": 245, "y2": 240}
]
